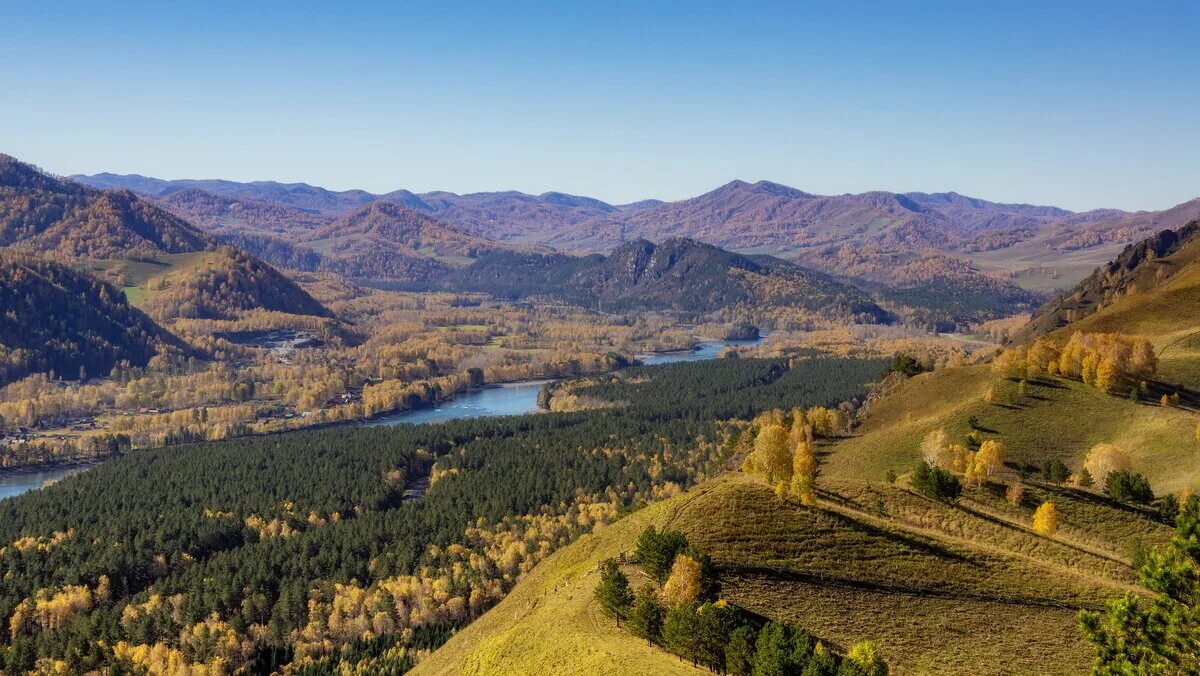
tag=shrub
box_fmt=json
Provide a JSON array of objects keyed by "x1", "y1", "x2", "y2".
[
  {"x1": 1042, "y1": 459, "x2": 1070, "y2": 484},
  {"x1": 911, "y1": 461, "x2": 962, "y2": 501},
  {"x1": 1105, "y1": 470, "x2": 1154, "y2": 504}
]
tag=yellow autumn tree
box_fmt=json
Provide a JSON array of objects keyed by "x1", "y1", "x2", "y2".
[
  {"x1": 1094, "y1": 358, "x2": 1121, "y2": 393},
  {"x1": 789, "y1": 441, "x2": 816, "y2": 506},
  {"x1": 975, "y1": 440, "x2": 1006, "y2": 479},
  {"x1": 661, "y1": 554, "x2": 702, "y2": 607},
  {"x1": 920, "y1": 429, "x2": 949, "y2": 467},
  {"x1": 1032, "y1": 501, "x2": 1058, "y2": 536},
  {"x1": 1084, "y1": 443, "x2": 1131, "y2": 485},
  {"x1": 752, "y1": 423, "x2": 792, "y2": 484}
]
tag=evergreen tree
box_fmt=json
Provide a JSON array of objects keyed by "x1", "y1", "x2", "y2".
[
  {"x1": 803, "y1": 642, "x2": 840, "y2": 676},
  {"x1": 594, "y1": 559, "x2": 634, "y2": 625},
  {"x1": 752, "y1": 621, "x2": 791, "y2": 676},
  {"x1": 911, "y1": 461, "x2": 962, "y2": 501},
  {"x1": 1079, "y1": 496, "x2": 1200, "y2": 673},
  {"x1": 1105, "y1": 470, "x2": 1154, "y2": 504},
  {"x1": 626, "y1": 585, "x2": 665, "y2": 644},
  {"x1": 726, "y1": 625, "x2": 758, "y2": 676},
  {"x1": 635, "y1": 526, "x2": 689, "y2": 584},
  {"x1": 695, "y1": 601, "x2": 739, "y2": 671},
  {"x1": 662, "y1": 603, "x2": 702, "y2": 667}
]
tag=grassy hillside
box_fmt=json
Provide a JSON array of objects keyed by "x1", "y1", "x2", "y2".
[
  {"x1": 825, "y1": 364, "x2": 1200, "y2": 495},
  {"x1": 417, "y1": 470, "x2": 1168, "y2": 675},
  {"x1": 84, "y1": 248, "x2": 331, "y2": 321},
  {"x1": 412, "y1": 495, "x2": 706, "y2": 676}
]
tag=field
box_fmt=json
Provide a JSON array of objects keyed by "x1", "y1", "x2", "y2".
[{"x1": 81, "y1": 251, "x2": 215, "y2": 305}]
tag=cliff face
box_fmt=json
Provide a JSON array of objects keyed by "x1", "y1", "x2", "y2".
[{"x1": 1014, "y1": 220, "x2": 1200, "y2": 343}]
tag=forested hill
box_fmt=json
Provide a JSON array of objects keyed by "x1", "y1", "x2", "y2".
[
  {"x1": 1014, "y1": 220, "x2": 1200, "y2": 343},
  {"x1": 310, "y1": 202, "x2": 509, "y2": 256},
  {"x1": 0, "y1": 253, "x2": 186, "y2": 385},
  {"x1": 137, "y1": 247, "x2": 334, "y2": 321},
  {"x1": 422, "y1": 237, "x2": 891, "y2": 321},
  {"x1": 0, "y1": 154, "x2": 213, "y2": 259}
]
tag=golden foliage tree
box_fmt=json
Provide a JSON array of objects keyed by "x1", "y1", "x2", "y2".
[
  {"x1": 975, "y1": 439, "x2": 1006, "y2": 479},
  {"x1": 1084, "y1": 443, "x2": 1132, "y2": 485},
  {"x1": 789, "y1": 441, "x2": 816, "y2": 506},
  {"x1": 1032, "y1": 501, "x2": 1058, "y2": 536},
  {"x1": 661, "y1": 554, "x2": 702, "y2": 607},
  {"x1": 752, "y1": 423, "x2": 792, "y2": 484}
]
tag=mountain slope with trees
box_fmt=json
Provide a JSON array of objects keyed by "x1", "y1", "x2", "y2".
[
  {"x1": 426, "y1": 238, "x2": 892, "y2": 321},
  {"x1": 1, "y1": 155, "x2": 212, "y2": 259},
  {"x1": 1015, "y1": 220, "x2": 1200, "y2": 343},
  {"x1": 0, "y1": 253, "x2": 186, "y2": 385}
]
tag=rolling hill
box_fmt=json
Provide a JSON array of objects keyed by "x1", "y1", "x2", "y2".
[
  {"x1": 0, "y1": 253, "x2": 186, "y2": 385},
  {"x1": 84, "y1": 248, "x2": 332, "y2": 322},
  {"x1": 425, "y1": 238, "x2": 891, "y2": 321},
  {"x1": 1, "y1": 155, "x2": 333, "y2": 324},
  {"x1": 155, "y1": 188, "x2": 331, "y2": 236},
  {"x1": 1, "y1": 155, "x2": 212, "y2": 259}
]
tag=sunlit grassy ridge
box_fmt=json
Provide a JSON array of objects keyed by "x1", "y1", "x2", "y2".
[
  {"x1": 824, "y1": 363, "x2": 1200, "y2": 494},
  {"x1": 411, "y1": 494, "x2": 706, "y2": 675},
  {"x1": 84, "y1": 251, "x2": 214, "y2": 305},
  {"x1": 418, "y1": 472, "x2": 1169, "y2": 675}
]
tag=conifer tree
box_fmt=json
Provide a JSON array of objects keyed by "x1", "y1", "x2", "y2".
[
  {"x1": 1080, "y1": 496, "x2": 1200, "y2": 673},
  {"x1": 627, "y1": 584, "x2": 665, "y2": 644},
  {"x1": 594, "y1": 559, "x2": 634, "y2": 625}
]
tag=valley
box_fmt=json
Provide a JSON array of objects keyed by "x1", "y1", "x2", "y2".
[
  {"x1": 1, "y1": 151, "x2": 1199, "y2": 675},
  {"x1": 6, "y1": 6, "x2": 1200, "y2": 674}
]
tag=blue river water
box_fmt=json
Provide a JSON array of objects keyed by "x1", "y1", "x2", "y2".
[
  {"x1": 0, "y1": 463, "x2": 96, "y2": 500},
  {"x1": 368, "y1": 334, "x2": 765, "y2": 426},
  {"x1": 0, "y1": 334, "x2": 765, "y2": 498}
]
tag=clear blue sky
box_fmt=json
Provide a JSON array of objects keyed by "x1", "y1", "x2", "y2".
[{"x1": 2, "y1": 1, "x2": 1197, "y2": 211}]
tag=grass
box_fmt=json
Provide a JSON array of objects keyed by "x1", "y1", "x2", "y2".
[
  {"x1": 83, "y1": 252, "x2": 215, "y2": 306},
  {"x1": 417, "y1": 472, "x2": 1169, "y2": 675},
  {"x1": 824, "y1": 364, "x2": 1200, "y2": 494},
  {"x1": 411, "y1": 496, "x2": 705, "y2": 675}
]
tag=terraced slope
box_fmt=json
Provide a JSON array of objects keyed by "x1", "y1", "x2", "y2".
[{"x1": 417, "y1": 472, "x2": 1167, "y2": 675}]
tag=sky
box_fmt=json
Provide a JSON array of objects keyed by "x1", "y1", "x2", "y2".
[{"x1": 2, "y1": 1, "x2": 1198, "y2": 212}]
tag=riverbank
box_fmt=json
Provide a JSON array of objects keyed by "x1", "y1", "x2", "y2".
[{"x1": 0, "y1": 458, "x2": 109, "y2": 500}]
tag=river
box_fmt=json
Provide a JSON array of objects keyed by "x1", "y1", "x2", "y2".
[
  {"x1": 0, "y1": 333, "x2": 766, "y2": 498},
  {"x1": 366, "y1": 334, "x2": 766, "y2": 426},
  {"x1": 0, "y1": 462, "x2": 98, "y2": 500}
]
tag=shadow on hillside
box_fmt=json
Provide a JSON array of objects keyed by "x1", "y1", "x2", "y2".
[
  {"x1": 818, "y1": 491, "x2": 974, "y2": 564},
  {"x1": 950, "y1": 500, "x2": 1131, "y2": 566},
  {"x1": 1142, "y1": 380, "x2": 1200, "y2": 411},
  {"x1": 1034, "y1": 481, "x2": 1159, "y2": 518}
]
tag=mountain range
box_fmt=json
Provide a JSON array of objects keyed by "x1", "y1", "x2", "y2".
[
  {"x1": 75, "y1": 172, "x2": 1200, "y2": 298},
  {"x1": 0, "y1": 155, "x2": 330, "y2": 327}
]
